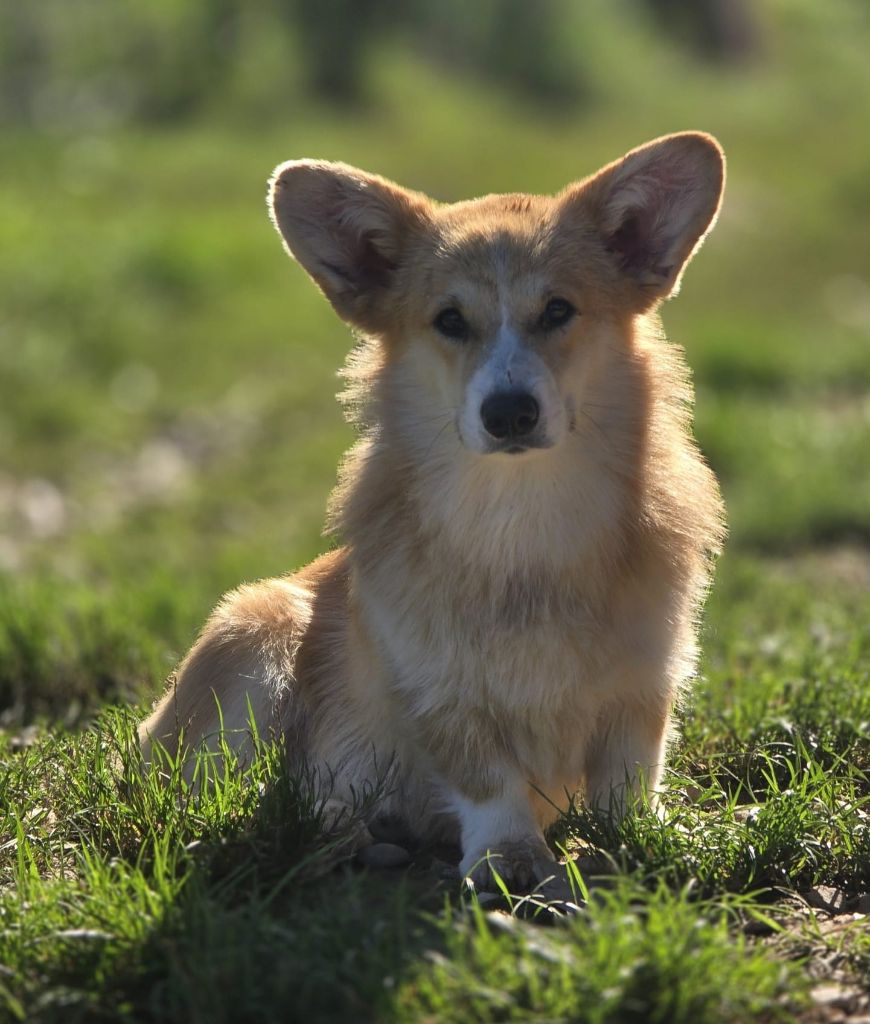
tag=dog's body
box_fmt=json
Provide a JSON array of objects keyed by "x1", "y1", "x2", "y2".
[{"x1": 140, "y1": 133, "x2": 726, "y2": 888}]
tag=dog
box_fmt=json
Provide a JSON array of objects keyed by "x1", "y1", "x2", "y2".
[{"x1": 139, "y1": 132, "x2": 726, "y2": 891}]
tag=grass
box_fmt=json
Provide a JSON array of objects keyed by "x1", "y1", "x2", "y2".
[
  {"x1": 3, "y1": 562, "x2": 867, "y2": 1021},
  {"x1": 2, "y1": 1, "x2": 870, "y2": 1020}
]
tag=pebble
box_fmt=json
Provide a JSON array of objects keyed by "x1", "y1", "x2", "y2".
[
  {"x1": 810, "y1": 983, "x2": 859, "y2": 1012},
  {"x1": 11, "y1": 725, "x2": 39, "y2": 751}
]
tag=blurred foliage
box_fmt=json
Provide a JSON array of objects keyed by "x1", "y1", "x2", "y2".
[
  {"x1": 0, "y1": 0, "x2": 868, "y2": 718},
  {"x1": 643, "y1": 0, "x2": 760, "y2": 62},
  {"x1": 0, "y1": 0, "x2": 768, "y2": 125}
]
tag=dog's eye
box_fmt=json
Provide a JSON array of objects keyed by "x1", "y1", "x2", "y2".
[
  {"x1": 540, "y1": 298, "x2": 576, "y2": 330},
  {"x1": 433, "y1": 308, "x2": 469, "y2": 341}
]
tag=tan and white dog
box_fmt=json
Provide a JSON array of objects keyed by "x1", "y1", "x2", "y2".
[{"x1": 139, "y1": 133, "x2": 726, "y2": 890}]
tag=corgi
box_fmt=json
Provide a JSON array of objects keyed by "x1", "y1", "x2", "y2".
[{"x1": 139, "y1": 132, "x2": 726, "y2": 891}]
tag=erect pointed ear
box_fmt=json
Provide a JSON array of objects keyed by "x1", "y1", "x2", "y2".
[
  {"x1": 268, "y1": 160, "x2": 433, "y2": 332},
  {"x1": 564, "y1": 132, "x2": 725, "y2": 307}
]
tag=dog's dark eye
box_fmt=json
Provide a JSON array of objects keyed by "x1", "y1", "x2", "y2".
[
  {"x1": 540, "y1": 298, "x2": 576, "y2": 330},
  {"x1": 433, "y1": 307, "x2": 469, "y2": 341}
]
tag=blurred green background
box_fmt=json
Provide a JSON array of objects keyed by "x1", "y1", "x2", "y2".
[{"x1": 1, "y1": 0, "x2": 868, "y2": 723}]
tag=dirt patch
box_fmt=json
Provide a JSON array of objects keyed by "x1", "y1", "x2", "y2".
[{"x1": 762, "y1": 887, "x2": 870, "y2": 1022}]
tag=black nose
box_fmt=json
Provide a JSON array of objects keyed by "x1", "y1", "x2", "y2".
[{"x1": 480, "y1": 392, "x2": 540, "y2": 440}]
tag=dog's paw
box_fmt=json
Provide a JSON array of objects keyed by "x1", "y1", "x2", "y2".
[
  {"x1": 461, "y1": 837, "x2": 556, "y2": 893},
  {"x1": 317, "y1": 797, "x2": 373, "y2": 852}
]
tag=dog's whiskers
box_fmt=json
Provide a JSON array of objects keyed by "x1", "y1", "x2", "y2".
[
  {"x1": 576, "y1": 408, "x2": 613, "y2": 451},
  {"x1": 421, "y1": 414, "x2": 457, "y2": 461}
]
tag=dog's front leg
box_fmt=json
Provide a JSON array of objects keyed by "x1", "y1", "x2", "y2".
[
  {"x1": 584, "y1": 698, "x2": 671, "y2": 818},
  {"x1": 453, "y1": 774, "x2": 555, "y2": 891}
]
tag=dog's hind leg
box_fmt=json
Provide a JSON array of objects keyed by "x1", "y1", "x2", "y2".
[
  {"x1": 138, "y1": 553, "x2": 390, "y2": 852},
  {"x1": 138, "y1": 575, "x2": 314, "y2": 782}
]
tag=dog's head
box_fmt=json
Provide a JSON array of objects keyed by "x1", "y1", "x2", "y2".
[{"x1": 269, "y1": 134, "x2": 724, "y2": 458}]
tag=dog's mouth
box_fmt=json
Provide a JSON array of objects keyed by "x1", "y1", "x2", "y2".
[{"x1": 484, "y1": 437, "x2": 553, "y2": 457}]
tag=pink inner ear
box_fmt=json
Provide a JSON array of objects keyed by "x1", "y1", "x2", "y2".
[
  {"x1": 354, "y1": 232, "x2": 397, "y2": 291},
  {"x1": 606, "y1": 208, "x2": 670, "y2": 280},
  {"x1": 318, "y1": 226, "x2": 397, "y2": 295},
  {"x1": 608, "y1": 212, "x2": 646, "y2": 271},
  {"x1": 321, "y1": 183, "x2": 399, "y2": 294}
]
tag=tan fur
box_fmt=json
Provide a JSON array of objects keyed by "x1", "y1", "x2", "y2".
[{"x1": 140, "y1": 133, "x2": 726, "y2": 889}]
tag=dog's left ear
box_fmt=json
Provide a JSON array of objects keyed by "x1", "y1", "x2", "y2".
[
  {"x1": 564, "y1": 132, "x2": 725, "y2": 307},
  {"x1": 268, "y1": 160, "x2": 433, "y2": 333}
]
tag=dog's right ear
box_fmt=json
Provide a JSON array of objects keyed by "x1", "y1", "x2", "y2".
[
  {"x1": 561, "y1": 132, "x2": 725, "y2": 310},
  {"x1": 268, "y1": 160, "x2": 433, "y2": 333}
]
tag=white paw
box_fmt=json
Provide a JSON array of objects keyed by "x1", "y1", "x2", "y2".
[
  {"x1": 317, "y1": 797, "x2": 373, "y2": 851},
  {"x1": 461, "y1": 837, "x2": 556, "y2": 893}
]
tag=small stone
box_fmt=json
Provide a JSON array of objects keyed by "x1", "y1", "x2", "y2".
[
  {"x1": 733, "y1": 804, "x2": 762, "y2": 824},
  {"x1": 356, "y1": 842, "x2": 411, "y2": 869},
  {"x1": 810, "y1": 984, "x2": 859, "y2": 1011},
  {"x1": 11, "y1": 725, "x2": 39, "y2": 751},
  {"x1": 803, "y1": 887, "x2": 850, "y2": 914},
  {"x1": 743, "y1": 917, "x2": 776, "y2": 937},
  {"x1": 484, "y1": 909, "x2": 516, "y2": 930}
]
